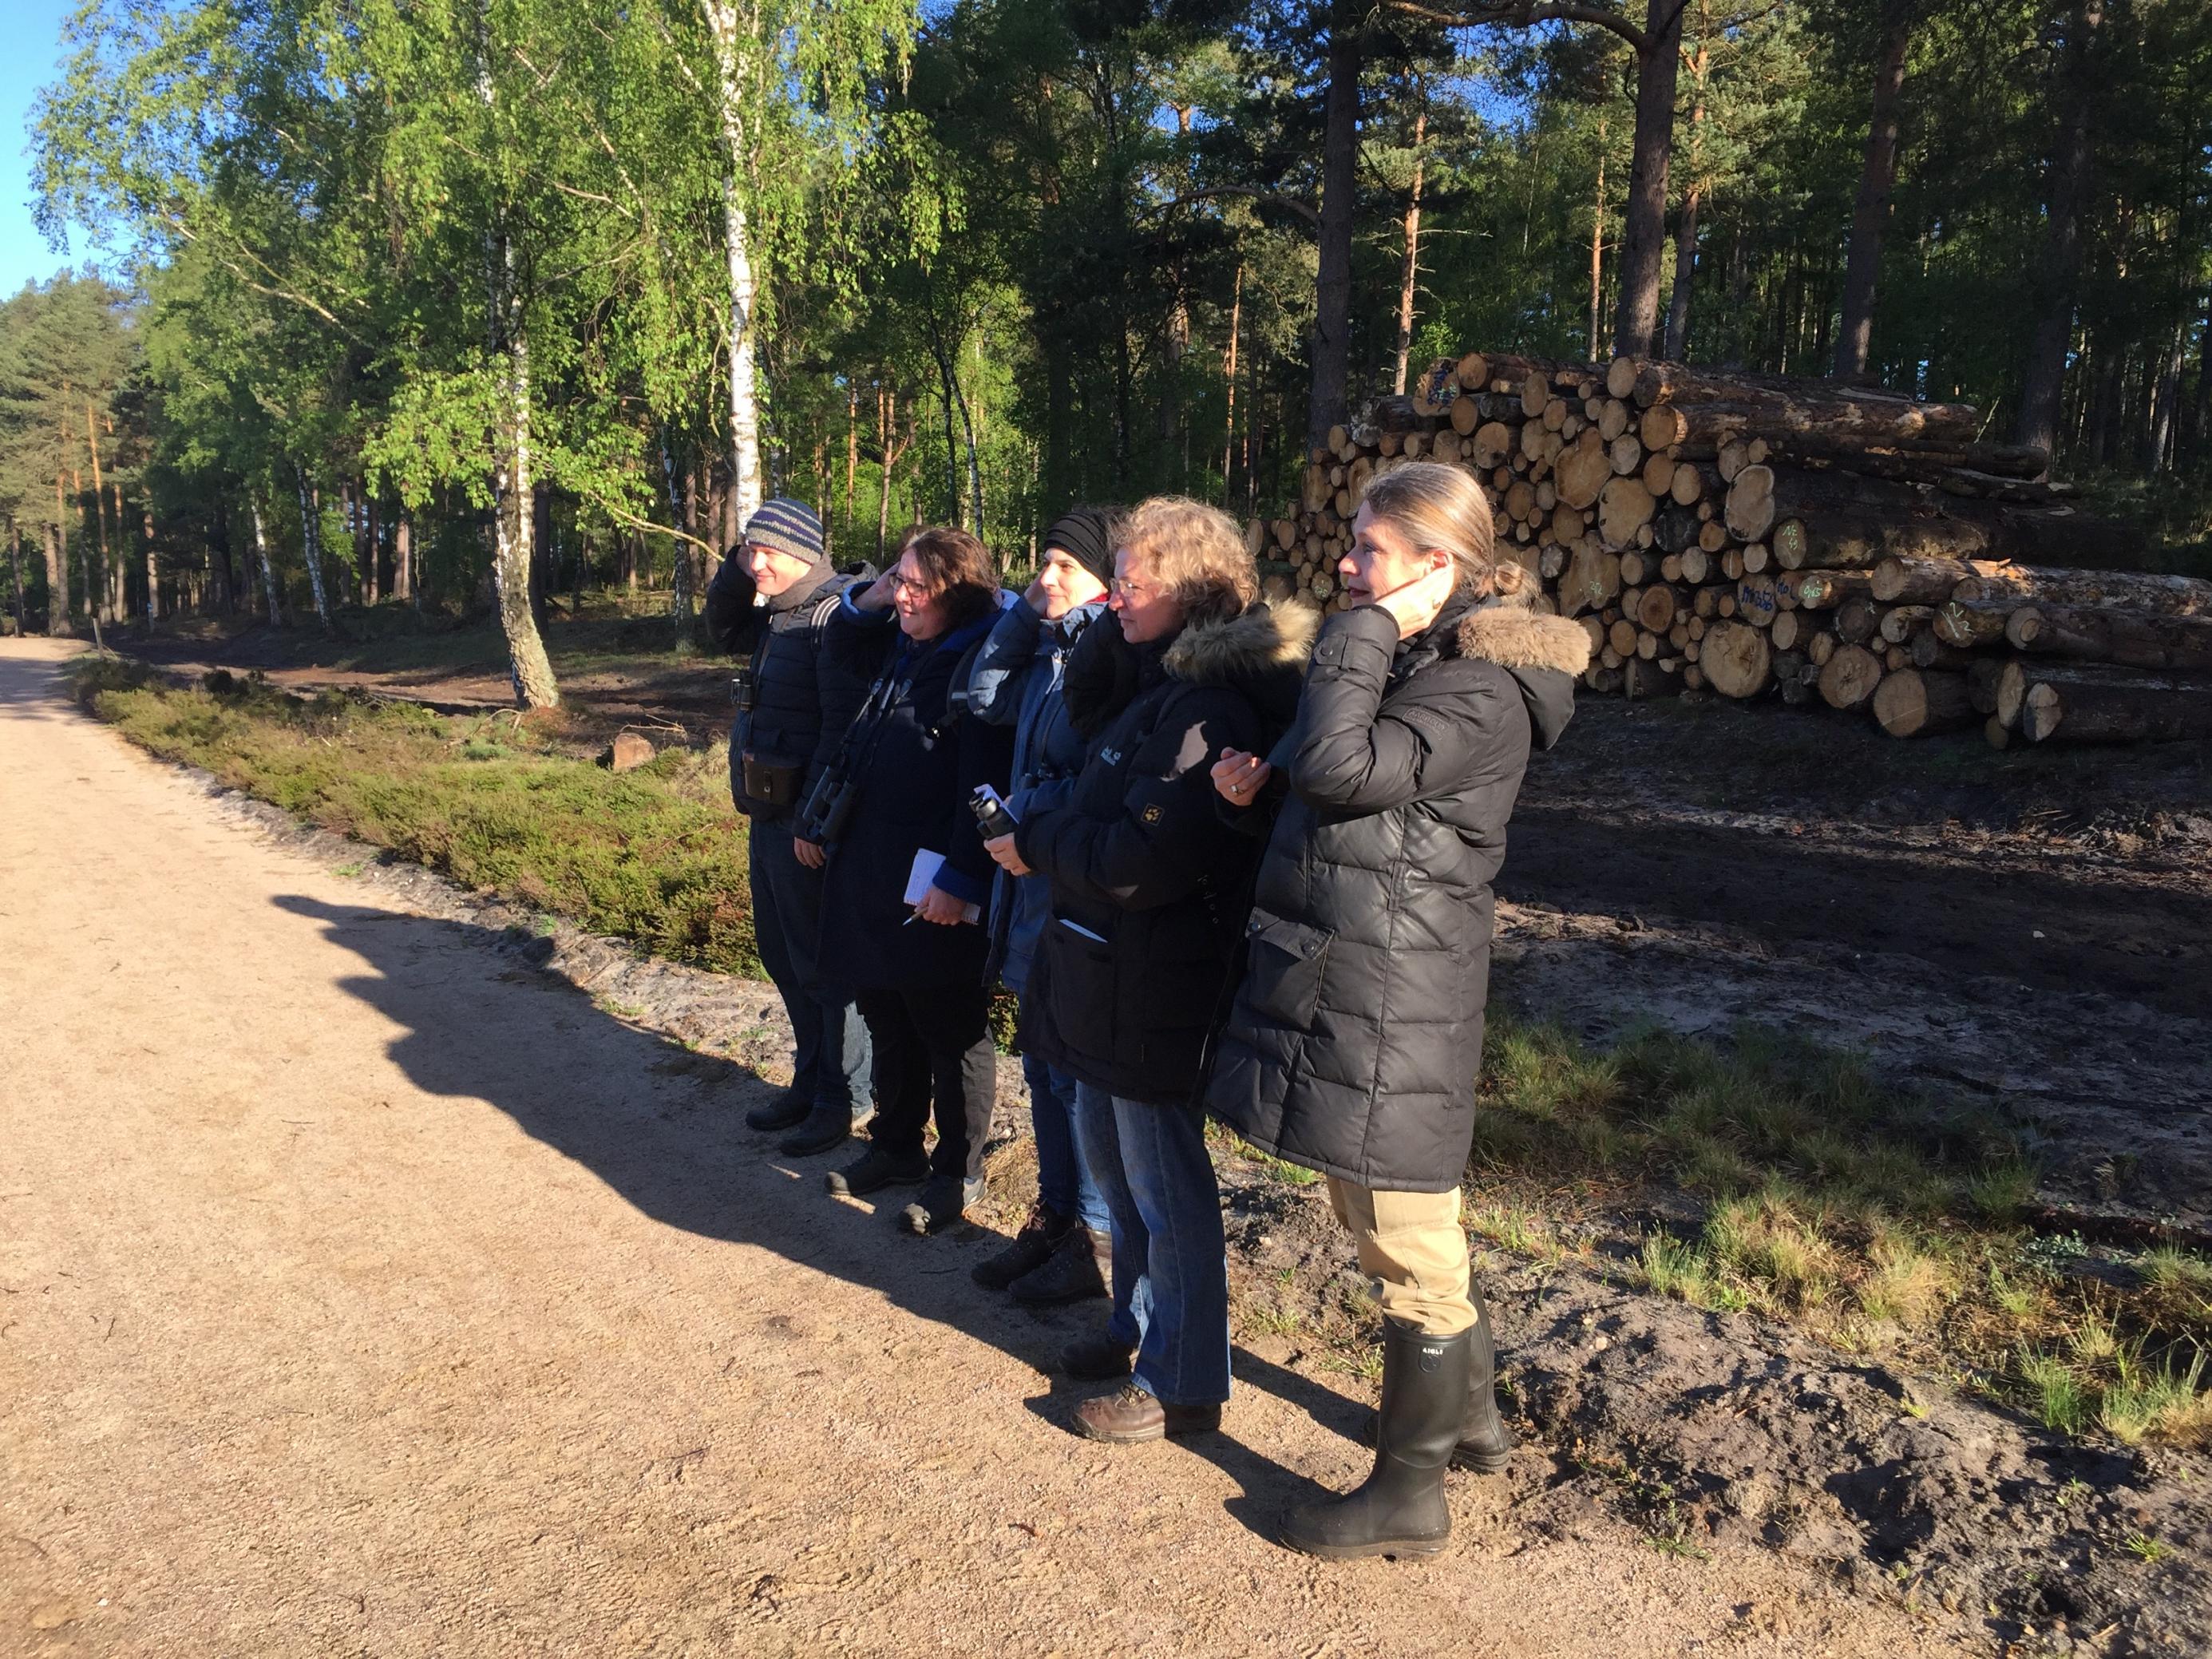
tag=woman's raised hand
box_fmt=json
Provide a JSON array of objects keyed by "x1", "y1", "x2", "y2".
[
  {"x1": 1371, "y1": 559, "x2": 1462, "y2": 639},
  {"x1": 1211, "y1": 747, "x2": 1272, "y2": 807}
]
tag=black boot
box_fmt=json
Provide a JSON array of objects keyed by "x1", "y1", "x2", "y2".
[
  {"x1": 898, "y1": 1174, "x2": 984, "y2": 1235},
  {"x1": 1454, "y1": 1287, "x2": 1517, "y2": 1474},
  {"x1": 972, "y1": 1203, "x2": 1070, "y2": 1289},
  {"x1": 1059, "y1": 1328, "x2": 1135, "y2": 1381},
  {"x1": 780, "y1": 1101, "x2": 857, "y2": 1157},
  {"x1": 824, "y1": 1143, "x2": 929, "y2": 1196},
  {"x1": 745, "y1": 1086, "x2": 811, "y2": 1132},
  {"x1": 1281, "y1": 1318, "x2": 1472, "y2": 1561},
  {"x1": 1009, "y1": 1225, "x2": 1110, "y2": 1305}
]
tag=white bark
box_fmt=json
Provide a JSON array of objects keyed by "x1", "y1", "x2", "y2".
[
  {"x1": 475, "y1": 0, "x2": 559, "y2": 707},
  {"x1": 294, "y1": 467, "x2": 332, "y2": 632},
  {"x1": 702, "y1": 1, "x2": 764, "y2": 529},
  {"x1": 251, "y1": 497, "x2": 283, "y2": 624}
]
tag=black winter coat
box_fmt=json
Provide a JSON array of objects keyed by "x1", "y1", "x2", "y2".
[
  {"x1": 1205, "y1": 598, "x2": 1590, "y2": 1192},
  {"x1": 702, "y1": 558, "x2": 873, "y2": 821},
  {"x1": 812, "y1": 597, "x2": 1015, "y2": 993},
  {"x1": 1015, "y1": 602, "x2": 1315, "y2": 1107}
]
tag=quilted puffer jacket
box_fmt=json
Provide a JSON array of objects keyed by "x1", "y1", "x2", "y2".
[{"x1": 1205, "y1": 594, "x2": 1590, "y2": 1192}]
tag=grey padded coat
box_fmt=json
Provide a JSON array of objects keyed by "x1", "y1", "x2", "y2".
[{"x1": 1205, "y1": 596, "x2": 1591, "y2": 1193}]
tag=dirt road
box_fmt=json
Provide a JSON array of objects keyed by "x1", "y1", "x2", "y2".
[{"x1": 1, "y1": 639, "x2": 1965, "y2": 1658}]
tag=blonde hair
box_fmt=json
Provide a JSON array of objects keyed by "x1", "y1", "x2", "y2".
[
  {"x1": 1359, "y1": 461, "x2": 1531, "y2": 605},
  {"x1": 1119, "y1": 496, "x2": 1258, "y2": 627}
]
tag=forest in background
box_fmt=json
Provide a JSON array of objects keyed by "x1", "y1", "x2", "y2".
[{"x1": 2, "y1": 0, "x2": 2208, "y2": 706}]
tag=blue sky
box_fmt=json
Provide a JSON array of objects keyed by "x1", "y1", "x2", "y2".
[{"x1": 3, "y1": 0, "x2": 85, "y2": 299}]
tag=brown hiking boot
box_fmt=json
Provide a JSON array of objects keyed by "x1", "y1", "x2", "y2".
[{"x1": 1074, "y1": 1384, "x2": 1220, "y2": 1445}]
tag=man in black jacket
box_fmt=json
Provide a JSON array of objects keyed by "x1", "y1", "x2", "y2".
[{"x1": 702, "y1": 499, "x2": 874, "y2": 1156}]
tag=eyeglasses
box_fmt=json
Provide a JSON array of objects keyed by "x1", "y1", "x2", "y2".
[
  {"x1": 887, "y1": 571, "x2": 937, "y2": 596},
  {"x1": 1110, "y1": 576, "x2": 1160, "y2": 602}
]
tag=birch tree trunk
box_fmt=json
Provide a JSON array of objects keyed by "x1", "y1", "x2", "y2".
[
  {"x1": 293, "y1": 466, "x2": 333, "y2": 632},
  {"x1": 251, "y1": 497, "x2": 285, "y2": 624},
  {"x1": 488, "y1": 322, "x2": 560, "y2": 705},
  {"x1": 475, "y1": 2, "x2": 560, "y2": 709},
  {"x1": 661, "y1": 434, "x2": 694, "y2": 624},
  {"x1": 140, "y1": 501, "x2": 157, "y2": 625},
  {"x1": 701, "y1": 0, "x2": 764, "y2": 530}
]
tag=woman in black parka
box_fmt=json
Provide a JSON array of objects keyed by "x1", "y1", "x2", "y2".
[
  {"x1": 809, "y1": 526, "x2": 1014, "y2": 1237},
  {"x1": 1206, "y1": 461, "x2": 1589, "y2": 1560},
  {"x1": 987, "y1": 497, "x2": 1311, "y2": 1447}
]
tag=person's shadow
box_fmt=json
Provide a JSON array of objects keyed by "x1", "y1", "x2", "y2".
[{"x1": 275, "y1": 891, "x2": 1363, "y2": 1541}]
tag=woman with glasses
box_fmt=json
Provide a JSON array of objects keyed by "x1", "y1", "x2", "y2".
[
  {"x1": 984, "y1": 497, "x2": 1310, "y2": 1444},
  {"x1": 1207, "y1": 462, "x2": 1588, "y2": 1559},
  {"x1": 809, "y1": 528, "x2": 1015, "y2": 1237}
]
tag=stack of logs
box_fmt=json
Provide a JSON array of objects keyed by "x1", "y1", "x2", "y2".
[{"x1": 1252, "y1": 351, "x2": 2212, "y2": 747}]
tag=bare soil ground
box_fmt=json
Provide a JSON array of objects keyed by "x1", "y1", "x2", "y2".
[{"x1": 2, "y1": 637, "x2": 1985, "y2": 1658}]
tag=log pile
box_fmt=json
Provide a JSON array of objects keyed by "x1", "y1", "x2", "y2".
[{"x1": 1253, "y1": 350, "x2": 2212, "y2": 749}]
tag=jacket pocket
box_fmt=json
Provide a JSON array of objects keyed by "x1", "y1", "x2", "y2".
[
  {"x1": 1241, "y1": 911, "x2": 1333, "y2": 1031},
  {"x1": 1042, "y1": 916, "x2": 1118, "y2": 1061}
]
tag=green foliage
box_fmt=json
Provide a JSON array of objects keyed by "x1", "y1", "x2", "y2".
[{"x1": 18, "y1": 0, "x2": 2212, "y2": 643}]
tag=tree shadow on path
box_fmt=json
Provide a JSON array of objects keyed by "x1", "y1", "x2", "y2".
[{"x1": 276, "y1": 892, "x2": 1355, "y2": 1543}]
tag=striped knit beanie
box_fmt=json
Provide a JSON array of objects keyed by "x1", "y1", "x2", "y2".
[{"x1": 742, "y1": 498, "x2": 826, "y2": 570}]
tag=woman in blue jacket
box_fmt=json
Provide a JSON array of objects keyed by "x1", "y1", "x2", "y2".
[
  {"x1": 808, "y1": 527, "x2": 1015, "y2": 1237},
  {"x1": 964, "y1": 509, "x2": 1121, "y2": 1309}
]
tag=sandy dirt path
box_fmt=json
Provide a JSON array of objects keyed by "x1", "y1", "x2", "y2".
[{"x1": 0, "y1": 639, "x2": 1967, "y2": 1658}]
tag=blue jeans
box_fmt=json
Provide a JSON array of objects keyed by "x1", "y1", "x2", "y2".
[
  {"x1": 1024, "y1": 1054, "x2": 1110, "y2": 1233},
  {"x1": 749, "y1": 821, "x2": 869, "y2": 1114},
  {"x1": 1073, "y1": 1083, "x2": 1230, "y2": 1408}
]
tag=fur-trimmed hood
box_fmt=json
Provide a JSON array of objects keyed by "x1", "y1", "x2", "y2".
[
  {"x1": 1065, "y1": 600, "x2": 1320, "y2": 738},
  {"x1": 1164, "y1": 599, "x2": 1321, "y2": 686},
  {"x1": 1455, "y1": 604, "x2": 1593, "y2": 676},
  {"x1": 1454, "y1": 601, "x2": 1587, "y2": 752},
  {"x1": 1165, "y1": 600, "x2": 1320, "y2": 733}
]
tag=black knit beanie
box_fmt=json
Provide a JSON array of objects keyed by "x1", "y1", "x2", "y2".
[{"x1": 1041, "y1": 507, "x2": 1118, "y2": 588}]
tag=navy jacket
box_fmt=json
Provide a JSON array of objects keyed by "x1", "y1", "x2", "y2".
[
  {"x1": 702, "y1": 557, "x2": 872, "y2": 822},
  {"x1": 812, "y1": 594, "x2": 1015, "y2": 993},
  {"x1": 964, "y1": 597, "x2": 1107, "y2": 993}
]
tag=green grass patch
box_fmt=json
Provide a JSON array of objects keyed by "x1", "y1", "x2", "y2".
[
  {"x1": 78, "y1": 659, "x2": 758, "y2": 975},
  {"x1": 1474, "y1": 1012, "x2": 2212, "y2": 1447}
]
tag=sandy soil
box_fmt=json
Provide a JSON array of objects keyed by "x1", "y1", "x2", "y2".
[{"x1": 1, "y1": 635, "x2": 1974, "y2": 1657}]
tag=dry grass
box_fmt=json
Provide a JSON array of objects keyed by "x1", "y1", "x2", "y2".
[{"x1": 1473, "y1": 1013, "x2": 2212, "y2": 1447}]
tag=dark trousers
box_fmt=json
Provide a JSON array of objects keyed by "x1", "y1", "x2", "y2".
[
  {"x1": 856, "y1": 981, "x2": 996, "y2": 1184},
  {"x1": 750, "y1": 821, "x2": 870, "y2": 1113}
]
